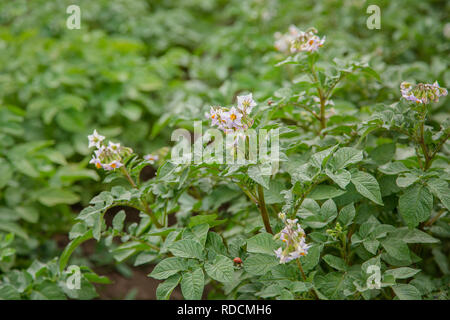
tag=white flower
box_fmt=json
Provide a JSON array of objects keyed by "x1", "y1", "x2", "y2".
[
  {"x1": 237, "y1": 93, "x2": 257, "y2": 114},
  {"x1": 223, "y1": 107, "x2": 243, "y2": 129},
  {"x1": 207, "y1": 106, "x2": 222, "y2": 127},
  {"x1": 88, "y1": 130, "x2": 105, "y2": 149},
  {"x1": 108, "y1": 141, "x2": 121, "y2": 154},
  {"x1": 274, "y1": 215, "x2": 310, "y2": 264},
  {"x1": 103, "y1": 160, "x2": 123, "y2": 171},
  {"x1": 144, "y1": 154, "x2": 159, "y2": 164},
  {"x1": 89, "y1": 156, "x2": 103, "y2": 169}
]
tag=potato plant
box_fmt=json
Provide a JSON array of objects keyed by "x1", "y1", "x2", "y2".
[{"x1": 55, "y1": 27, "x2": 448, "y2": 300}]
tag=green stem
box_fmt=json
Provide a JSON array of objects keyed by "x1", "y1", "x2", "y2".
[
  {"x1": 257, "y1": 185, "x2": 273, "y2": 234},
  {"x1": 296, "y1": 259, "x2": 319, "y2": 300},
  {"x1": 121, "y1": 167, "x2": 163, "y2": 228},
  {"x1": 418, "y1": 115, "x2": 431, "y2": 170},
  {"x1": 309, "y1": 65, "x2": 327, "y2": 132}
]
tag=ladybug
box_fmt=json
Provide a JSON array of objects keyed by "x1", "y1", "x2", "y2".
[{"x1": 233, "y1": 257, "x2": 243, "y2": 265}]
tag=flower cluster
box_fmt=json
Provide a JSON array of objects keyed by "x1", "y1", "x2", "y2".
[
  {"x1": 274, "y1": 26, "x2": 325, "y2": 54},
  {"x1": 400, "y1": 81, "x2": 448, "y2": 104},
  {"x1": 207, "y1": 93, "x2": 256, "y2": 133},
  {"x1": 88, "y1": 130, "x2": 132, "y2": 171},
  {"x1": 274, "y1": 213, "x2": 311, "y2": 264}
]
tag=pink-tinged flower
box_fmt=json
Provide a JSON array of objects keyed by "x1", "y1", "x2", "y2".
[
  {"x1": 89, "y1": 156, "x2": 103, "y2": 169},
  {"x1": 88, "y1": 130, "x2": 105, "y2": 149},
  {"x1": 400, "y1": 81, "x2": 448, "y2": 104},
  {"x1": 207, "y1": 106, "x2": 221, "y2": 127},
  {"x1": 237, "y1": 93, "x2": 257, "y2": 114},
  {"x1": 274, "y1": 213, "x2": 310, "y2": 264},
  {"x1": 224, "y1": 107, "x2": 243, "y2": 128},
  {"x1": 144, "y1": 154, "x2": 159, "y2": 164},
  {"x1": 103, "y1": 160, "x2": 123, "y2": 171}
]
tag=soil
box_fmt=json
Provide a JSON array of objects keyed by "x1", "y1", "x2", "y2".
[{"x1": 93, "y1": 264, "x2": 184, "y2": 300}]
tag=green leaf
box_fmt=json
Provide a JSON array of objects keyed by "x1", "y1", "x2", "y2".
[
  {"x1": 308, "y1": 185, "x2": 346, "y2": 200},
  {"x1": 0, "y1": 222, "x2": 28, "y2": 239},
  {"x1": 0, "y1": 159, "x2": 12, "y2": 189},
  {"x1": 337, "y1": 203, "x2": 355, "y2": 226},
  {"x1": 180, "y1": 269, "x2": 204, "y2": 300},
  {"x1": 112, "y1": 210, "x2": 126, "y2": 231},
  {"x1": 323, "y1": 254, "x2": 347, "y2": 271},
  {"x1": 191, "y1": 224, "x2": 209, "y2": 247},
  {"x1": 156, "y1": 274, "x2": 181, "y2": 300},
  {"x1": 311, "y1": 145, "x2": 338, "y2": 169},
  {"x1": 369, "y1": 143, "x2": 396, "y2": 164},
  {"x1": 204, "y1": 255, "x2": 234, "y2": 283},
  {"x1": 149, "y1": 257, "x2": 188, "y2": 280},
  {"x1": 205, "y1": 232, "x2": 227, "y2": 255},
  {"x1": 169, "y1": 239, "x2": 204, "y2": 260},
  {"x1": 264, "y1": 180, "x2": 285, "y2": 204},
  {"x1": 390, "y1": 227, "x2": 439, "y2": 244},
  {"x1": 392, "y1": 284, "x2": 421, "y2": 300},
  {"x1": 381, "y1": 239, "x2": 411, "y2": 263},
  {"x1": 398, "y1": 184, "x2": 433, "y2": 228},
  {"x1": 325, "y1": 168, "x2": 351, "y2": 189},
  {"x1": 244, "y1": 254, "x2": 279, "y2": 275},
  {"x1": 15, "y1": 206, "x2": 39, "y2": 223},
  {"x1": 188, "y1": 214, "x2": 225, "y2": 228},
  {"x1": 351, "y1": 171, "x2": 383, "y2": 205},
  {"x1": 0, "y1": 284, "x2": 20, "y2": 300},
  {"x1": 59, "y1": 230, "x2": 93, "y2": 272},
  {"x1": 432, "y1": 248, "x2": 449, "y2": 275},
  {"x1": 300, "y1": 244, "x2": 323, "y2": 272},
  {"x1": 426, "y1": 178, "x2": 450, "y2": 210},
  {"x1": 290, "y1": 281, "x2": 313, "y2": 293},
  {"x1": 378, "y1": 162, "x2": 409, "y2": 175},
  {"x1": 363, "y1": 239, "x2": 380, "y2": 255},
  {"x1": 329, "y1": 147, "x2": 363, "y2": 170},
  {"x1": 246, "y1": 233, "x2": 279, "y2": 255},
  {"x1": 396, "y1": 173, "x2": 419, "y2": 188},
  {"x1": 35, "y1": 188, "x2": 80, "y2": 206},
  {"x1": 31, "y1": 281, "x2": 66, "y2": 300},
  {"x1": 385, "y1": 267, "x2": 420, "y2": 279},
  {"x1": 247, "y1": 165, "x2": 270, "y2": 189}
]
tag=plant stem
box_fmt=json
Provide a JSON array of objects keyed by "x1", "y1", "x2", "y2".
[
  {"x1": 424, "y1": 208, "x2": 446, "y2": 227},
  {"x1": 121, "y1": 167, "x2": 163, "y2": 228},
  {"x1": 418, "y1": 115, "x2": 431, "y2": 170},
  {"x1": 296, "y1": 259, "x2": 319, "y2": 299},
  {"x1": 309, "y1": 65, "x2": 327, "y2": 132},
  {"x1": 296, "y1": 259, "x2": 307, "y2": 280},
  {"x1": 257, "y1": 185, "x2": 273, "y2": 234},
  {"x1": 427, "y1": 132, "x2": 450, "y2": 170}
]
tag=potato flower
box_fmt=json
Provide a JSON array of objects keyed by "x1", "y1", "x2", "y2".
[
  {"x1": 88, "y1": 129, "x2": 105, "y2": 149},
  {"x1": 207, "y1": 93, "x2": 256, "y2": 133},
  {"x1": 274, "y1": 213, "x2": 311, "y2": 264},
  {"x1": 87, "y1": 130, "x2": 132, "y2": 171},
  {"x1": 144, "y1": 154, "x2": 159, "y2": 164},
  {"x1": 275, "y1": 26, "x2": 325, "y2": 54},
  {"x1": 401, "y1": 81, "x2": 448, "y2": 104}
]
